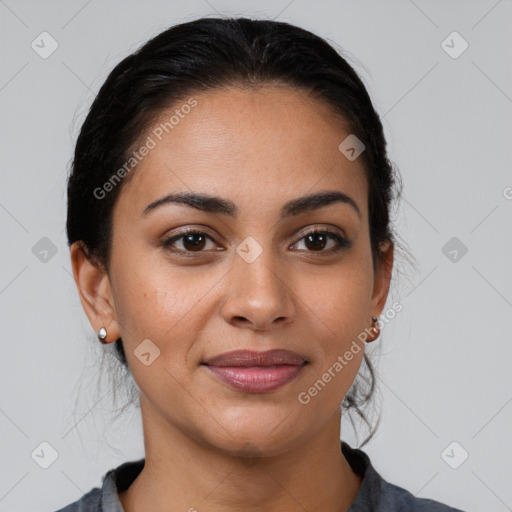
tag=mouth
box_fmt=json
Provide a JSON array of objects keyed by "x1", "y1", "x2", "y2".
[{"x1": 201, "y1": 349, "x2": 309, "y2": 393}]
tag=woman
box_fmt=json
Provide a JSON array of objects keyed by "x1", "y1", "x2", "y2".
[{"x1": 57, "y1": 16, "x2": 465, "y2": 512}]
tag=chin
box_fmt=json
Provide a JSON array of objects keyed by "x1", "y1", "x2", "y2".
[{"x1": 203, "y1": 413, "x2": 305, "y2": 459}]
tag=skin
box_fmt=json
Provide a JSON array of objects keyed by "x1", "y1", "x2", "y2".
[{"x1": 71, "y1": 85, "x2": 393, "y2": 512}]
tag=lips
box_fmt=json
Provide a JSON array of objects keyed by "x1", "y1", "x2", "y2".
[
  {"x1": 203, "y1": 349, "x2": 307, "y2": 367},
  {"x1": 201, "y1": 349, "x2": 308, "y2": 393}
]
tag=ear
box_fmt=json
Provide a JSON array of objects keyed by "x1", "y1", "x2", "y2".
[
  {"x1": 370, "y1": 239, "x2": 394, "y2": 321},
  {"x1": 70, "y1": 242, "x2": 121, "y2": 343}
]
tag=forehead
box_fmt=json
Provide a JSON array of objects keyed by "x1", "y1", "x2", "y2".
[{"x1": 116, "y1": 85, "x2": 368, "y2": 221}]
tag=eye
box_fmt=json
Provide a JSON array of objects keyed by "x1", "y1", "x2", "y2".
[
  {"x1": 161, "y1": 227, "x2": 352, "y2": 258},
  {"x1": 161, "y1": 228, "x2": 219, "y2": 257},
  {"x1": 290, "y1": 229, "x2": 352, "y2": 254}
]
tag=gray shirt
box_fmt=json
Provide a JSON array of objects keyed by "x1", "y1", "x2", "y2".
[{"x1": 55, "y1": 442, "x2": 466, "y2": 511}]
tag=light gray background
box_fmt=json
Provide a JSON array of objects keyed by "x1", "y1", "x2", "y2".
[{"x1": 1, "y1": 1, "x2": 511, "y2": 511}]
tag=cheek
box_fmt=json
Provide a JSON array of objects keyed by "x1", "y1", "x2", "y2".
[
  {"x1": 111, "y1": 254, "x2": 219, "y2": 353},
  {"x1": 299, "y1": 257, "x2": 373, "y2": 346},
  {"x1": 296, "y1": 266, "x2": 371, "y2": 408}
]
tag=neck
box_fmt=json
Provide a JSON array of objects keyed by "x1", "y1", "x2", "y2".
[{"x1": 119, "y1": 399, "x2": 362, "y2": 512}]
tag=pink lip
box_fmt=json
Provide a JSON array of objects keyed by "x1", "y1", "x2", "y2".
[{"x1": 202, "y1": 349, "x2": 308, "y2": 393}]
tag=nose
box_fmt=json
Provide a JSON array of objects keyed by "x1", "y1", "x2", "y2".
[{"x1": 220, "y1": 244, "x2": 296, "y2": 332}]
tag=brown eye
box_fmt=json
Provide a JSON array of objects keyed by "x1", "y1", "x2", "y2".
[
  {"x1": 292, "y1": 229, "x2": 352, "y2": 253},
  {"x1": 161, "y1": 229, "x2": 218, "y2": 257},
  {"x1": 179, "y1": 232, "x2": 208, "y2": 251},
  {"x1": 304, "y1": 232, "x2": 330, "y2": 251},
  {"x1": 161, "y1": 227, "x2": 351, "y2": 259}
]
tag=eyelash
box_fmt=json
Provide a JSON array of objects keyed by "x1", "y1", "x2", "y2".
[{"x1": 161, "y1": 227, "x2": 352, "y2": 258}]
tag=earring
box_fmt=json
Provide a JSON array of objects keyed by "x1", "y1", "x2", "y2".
[
  {"x1": 97, "y1": 327, "x2": 108, "y2": 344},
  {"x1": 367, "y1": 316, "x2": 380, "y2": 343}
]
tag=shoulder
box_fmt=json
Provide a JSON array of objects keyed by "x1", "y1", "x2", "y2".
[
  {"x1": 53, "y1": 486, "x2": 102, "y2": 512},
  {"x1": 53, "y1": 458, "x2": 144, "y2": 512},
  {"x1": 341, "y1": 442, "x2": 466, "y2": 512},
  {"x1": 378, "y1": 478, "x2": 466, "y2": 512}
]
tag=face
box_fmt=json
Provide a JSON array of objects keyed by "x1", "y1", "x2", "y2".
[{"x1": 74, "y1": 85, "x2": 392, "y2": 457}]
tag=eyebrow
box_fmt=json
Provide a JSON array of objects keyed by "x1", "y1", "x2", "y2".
[{"x1": 142, "y1": 190, "x2": 361, "y2": 220}]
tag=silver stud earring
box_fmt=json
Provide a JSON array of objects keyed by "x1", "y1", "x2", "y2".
[
  {"x1": 371, "y1": 316, "x2": 378, "y2": 323},
  {"x1": 97, "y1": 327, "x2": 107, "y2": 342}
]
